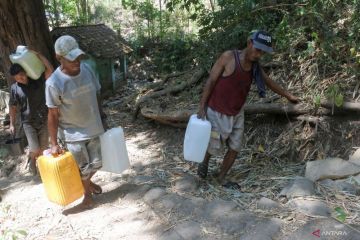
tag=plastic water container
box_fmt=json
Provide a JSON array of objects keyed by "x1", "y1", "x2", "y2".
[
  {"x1": 37, "y1": 151, "x2": 84, "y2": 206},
  {"x1": 100, "y1": 127, "x2": 130, "y2": 174},
  {"x1": 183, "y1": 114, "x2": 212, "y2": 162},
  {"x1": 9, "y1": 45, "x2": 45, "y2": 80}
]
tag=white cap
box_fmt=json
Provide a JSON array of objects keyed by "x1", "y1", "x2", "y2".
[{"x1": 54, "y1": 35, "x2": 85, "y2": 61}]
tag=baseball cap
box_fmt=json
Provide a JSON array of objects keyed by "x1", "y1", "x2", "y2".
[
  {"x1": 54, "y1": 35, "x2": 85, "y2": 61},
  {"x1": 250, "y1": 30, "x2": 273, "y2": 53}
]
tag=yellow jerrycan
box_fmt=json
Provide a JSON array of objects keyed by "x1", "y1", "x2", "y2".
[{"x1": 37, "y1": 151, "x2": 84, "y2": 206}]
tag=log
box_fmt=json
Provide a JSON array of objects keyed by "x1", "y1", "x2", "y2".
[
  {"x1": 320, "y1": 100, "x2": 360, "y2": 112},
  {"x1": 141, "y1": 103, "x2": 309, "y2": 126},
  {"x1": 244, "y1": 103, "x2": 308, "y2": 115},
  {"x1": 141, "y1": 100, "x2": 360, "y2": 127},
  {"x1": 133, "y1": 68, "x2": 205, "y2": 119}
]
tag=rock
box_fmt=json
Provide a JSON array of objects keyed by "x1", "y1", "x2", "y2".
[
  {"x1": 305, "y1": 158, "x2": 360, "y2": 182},
  {"x1": 241, "y1": 218, "x2": 282, "y2": 240},
  {"x1": 173, "y1": 221, "x2": 202, "y2": 240},
  {"x1": 319, "y1": 179, "x2": 360, "y2": 195},
  {"x1": 257, "y1": 197, "x2": 281, "y2": 210},
  {"x1": 159, "y1": 230, "x2": 183, "y2": 240},
  {"x1": 285, "y1": 218, "x2": 360, "y2": 240},
  {"x1": 287, "y1": 199, "x2": 331, "y2": 217},
  {"x1": 178, "y1": 196, "x2": 207, "y2": 217},
  {"x1": 216, "y1": 211, "x2": 257, "y2": 235},
  {"x1": 279, "y1": 177, "x2": 315, "y2": 198},
  {"x1": 122, "y1": 184, "x2": 151, "y2": 201},
  {"x1": 351, "y1": 174, "x2": 360, "y2": 186},
  {"x1": 173, "y1": 173, "x2": 199, "y2": 193},
  {"x1": 349, "y1": 148, "x2": 360, "y2": 166},
  {"x1": 143, "y1": 187, "x2": 166, "y2": 204},
  {"x1": 132, "y1": 175, "x2": 157, "y2": 184},
  {"x1": 202, "y1": 199, "x2": 237, "y2": 220},
  {"x1": 155, "y1": 193, "x2": 185, "y2": 210}
]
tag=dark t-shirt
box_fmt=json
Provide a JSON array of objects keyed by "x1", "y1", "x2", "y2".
[{"x1": 9, "y1": 74, "x2": 48, "y2": 128}]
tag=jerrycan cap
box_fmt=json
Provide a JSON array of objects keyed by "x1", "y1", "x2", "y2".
[{"x1": 15, "y1": 45, "x2": 28, "y2": 53}]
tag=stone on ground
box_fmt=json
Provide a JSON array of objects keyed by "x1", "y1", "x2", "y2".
[
  {"x1": 279, "y1": 176, "x2": 315, "y2": 198},
  {"x1": 287, "y1": 199, "x2": 331, "y2": 217},
  {"x1": 241, "y1": 218, "x2": 282, "y2": 240},
  {"x1": 173, "y1": 220, "x2": 202, "y2": 240},
  {"x1": 123, "y1": 184, "x2": 151, "y2": 201},
  {"x1": 202, "y1": 199, "x2": 238, "y2": 220},
  {"x1": 173, "y1": 173, "x2": 199, "y2": 193},
  {"x1": 285, "y1": 218, "x2": 360, "y2": 240},
  {"x1": 305, "y1": 158, "x2": 360, "y2": 182},
  {"x1": 143, "y1": 187, "x2": 166, "y2": 204},
  {"x1": 349, "y1": 148, "x2": 360, "y2": 166},
  {"x1": 319, "y1": 179, "x2": 360, "y2": 195},
  {"x1": 257, "y1": 197, "x2": 281, "y2": 210}
]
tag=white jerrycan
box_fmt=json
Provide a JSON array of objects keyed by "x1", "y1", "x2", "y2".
[
  {"x1": 9, "y1": 45, "x2": 45, "y2": 80},
  {"x1": 100, "y1": 127, "x2": 130, "y2": 174},
  {"x1": 183, "y1": 114, "x2": 212, "y2": 162}
]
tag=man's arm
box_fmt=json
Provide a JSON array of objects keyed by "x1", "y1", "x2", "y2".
[
  {"x1": 9, "y1": 106, "x2": 17, "y2": 135},
  {"x1": 261, "y1": 67, "x2": 299, "y2": 103},
  {"x1": 48, "y1": 107, "x2": 62, "y2": 154},
  {"x1": 31, "y1": 50, "x2": 54, "y2": 80},
  {"x1": 198, "y1": 51, "x2": 232, "y2": 119}
]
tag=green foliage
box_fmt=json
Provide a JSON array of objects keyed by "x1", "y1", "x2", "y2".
[
  {"x1": 326, "y1": 84, "x2": 344, "y2": 107},
  {"x1": 43, "y1": 0, "x2": 360, "y2": 80},
  {"x1": 0, "y1": 204, "x2": 27, "y2": 240},
  {"x1": 313, "y1": 95, "x2": 321, "y2": 107},
  {"x1": 154, "y1": 36, "x2": 196, "y2": 72},
  {"x1": 334, "y1": 206, "x2": 347, "y2": 222},
  {"x1": 0, "y1": 229, "x2": 27, "y2": 240}
]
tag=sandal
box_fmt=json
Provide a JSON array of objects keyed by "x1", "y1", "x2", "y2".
[
  {"x1": 197, "y1": 163, "x2": 209, "y2": 179},
  {"x1": 222, "y1": 181, "x2": 241, "y2": 190}
]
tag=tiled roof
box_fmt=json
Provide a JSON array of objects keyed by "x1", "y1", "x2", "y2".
[{"x1": 51, "y1": 24, "x2": 132, "y2": 58}]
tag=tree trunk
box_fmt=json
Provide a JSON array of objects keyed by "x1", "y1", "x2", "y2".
[{"x1": 0, "y1": 0, "x2": 55, "y2": 86}]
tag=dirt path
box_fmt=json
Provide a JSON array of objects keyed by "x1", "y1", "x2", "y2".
[{"x1": 1, "y1": 106, "x2": 360, "y2": 240}]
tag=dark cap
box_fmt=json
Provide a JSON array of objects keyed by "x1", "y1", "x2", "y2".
[{"x1": 250, "y1": 30, "x2": 273, "y2": 53}]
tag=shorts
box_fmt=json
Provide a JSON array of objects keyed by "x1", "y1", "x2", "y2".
[
  {"x1": 23, "y1": 123, "x2": 49, "y2": 153},
  {"x1": 206, "y1": 107, "x2": 245, "y2": 155},
  {"x1": 66, "y1": 137, "x2": 102, "y2": 180}
]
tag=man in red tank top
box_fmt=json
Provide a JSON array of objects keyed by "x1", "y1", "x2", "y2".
[{"x1": 197, "y1": 30, "x2": 299, "y2": 189}]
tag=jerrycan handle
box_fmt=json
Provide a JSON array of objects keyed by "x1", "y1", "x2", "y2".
[{"x1": 42, "y1": 138, "x2": 67, "y2": 157}]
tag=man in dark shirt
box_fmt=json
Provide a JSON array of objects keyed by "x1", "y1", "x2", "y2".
[
  {"x1": 9, "y1": 51, "x2": 53, "y2": 175},
  {"x1": 197, "y1": 30, "x2": 299, "y2": 188}
]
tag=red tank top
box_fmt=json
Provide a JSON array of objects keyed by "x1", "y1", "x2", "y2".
[{"x1": 208, "y1": 50, "x2": 252, "y2": 116}]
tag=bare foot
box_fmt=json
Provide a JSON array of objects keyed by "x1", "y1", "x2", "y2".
[
  {"x1": 79, "y1": 194, "x2": 95, "y2": 209},
  {"x1": 89, "y1": 181, "x2": 102, "y2": 194}
]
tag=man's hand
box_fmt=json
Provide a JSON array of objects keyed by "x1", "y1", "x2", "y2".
[
  {"x1": 287, "y1": 95, "x2": 300, "y2": 104},
  {"x1": 51, "y1": 144, "x2": 64, "y2": 155},
  {"x1": 197, "y1": 106, "x2": 207, "y2": 120},
  {"x1": 9, "y1": 124, "x2": 15, "y2": 135}
]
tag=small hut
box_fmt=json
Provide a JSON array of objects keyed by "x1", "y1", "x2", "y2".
[{"x1": 51, "y1": 24, "x2": 132, "y2": 96}]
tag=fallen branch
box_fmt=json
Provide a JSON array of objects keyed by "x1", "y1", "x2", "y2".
[
  {"x1": 133, "y1": 68, "x2": 205, "y2": 120},
  {"x1": 321, "y1": 100, "x2": 360, "y2": 112},
  {"x1": 141, "y1": 103, "x2": 308, "y2": 127},
  {"x1": 141, "y1": 100, "x2": 360, "y2": 127}
]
